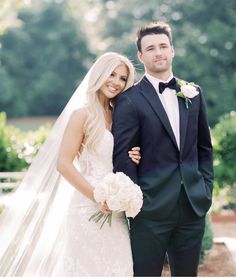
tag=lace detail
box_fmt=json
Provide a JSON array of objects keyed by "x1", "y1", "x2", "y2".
[
  {"x1": 79, "y1": 129, "x2": 113, "y2": 181},
  {"x1": 52, "y1": 130, "x2": 133, "y2": 276}
]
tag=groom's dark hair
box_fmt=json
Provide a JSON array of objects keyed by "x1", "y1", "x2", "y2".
[{"x1": 136, "y1": 21, "x2": 173, "y2": 52}]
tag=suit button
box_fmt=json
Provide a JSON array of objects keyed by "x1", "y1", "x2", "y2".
[{"x1": 179, "y1": 160, "x2": 183, "y2": 164}]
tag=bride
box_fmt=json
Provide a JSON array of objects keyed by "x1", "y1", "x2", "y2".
[{"x1": 0, "y1": 52, "x2": 140, "y2": 276}]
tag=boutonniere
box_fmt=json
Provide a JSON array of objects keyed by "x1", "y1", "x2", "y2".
[{"x1": 176, "y1": 80, "x2": 199, "y2": 109}]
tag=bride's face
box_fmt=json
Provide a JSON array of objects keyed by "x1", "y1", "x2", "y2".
[{"x1": 99, "y1": 64, "x2": 129, "y2": 99}]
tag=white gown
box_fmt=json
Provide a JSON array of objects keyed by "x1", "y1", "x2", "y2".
[{"x1": 53, "y1": 129, "x2": 133, "y2": 276}]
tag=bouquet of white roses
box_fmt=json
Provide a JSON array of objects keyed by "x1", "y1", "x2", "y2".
[{"x1": 89, "y1": 172, "x2": 143, "y2": 229}]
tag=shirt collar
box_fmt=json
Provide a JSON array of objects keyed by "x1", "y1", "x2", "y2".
[{"x1": 145, "y1": 72, "x2": 174, "y2": 91}]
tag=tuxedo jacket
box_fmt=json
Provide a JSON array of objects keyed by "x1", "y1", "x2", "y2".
[{"x1": 112, "y1": 76, "x2": 214, "y2": 220}]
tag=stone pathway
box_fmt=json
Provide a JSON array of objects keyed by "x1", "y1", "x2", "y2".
[
  {"x1": 211, "y1": 221, "x2": 236, "y2": 265},
  {"x1": 214, "y1": 237, "x2": 236, "y2": 264}
]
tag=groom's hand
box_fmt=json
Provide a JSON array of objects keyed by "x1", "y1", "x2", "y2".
[{"x1": 128, "y1": 146, "x2": 141, "y2": 165}]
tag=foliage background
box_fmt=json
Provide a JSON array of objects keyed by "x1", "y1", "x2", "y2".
[{"x1": 0, "y1": 0, "x2": 235, "y2": 126}]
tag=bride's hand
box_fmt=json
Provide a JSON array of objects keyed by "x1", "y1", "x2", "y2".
[
  {"x1": 99, "y1": 201, "x2": 112, "y2": 214},
  {"x1": 128, "y1": 146, "x2": 141, "y2": 165}
]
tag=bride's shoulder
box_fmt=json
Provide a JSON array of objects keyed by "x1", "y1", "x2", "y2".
[
  {"x1": 69, "y1": 107, "x2": 89, "y2": 129},
  {"x1": 72, "y1": 107, "x2": 89, "y2": 119}
]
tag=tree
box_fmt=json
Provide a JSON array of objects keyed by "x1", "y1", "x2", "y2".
[
  {"x1": 0, "y1": 0, "x2": 29, "y2": 34},
  {"x1": 0, "y1": 2, "x2": 95, "y2": 117}
]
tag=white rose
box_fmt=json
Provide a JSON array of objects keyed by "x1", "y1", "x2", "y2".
[
  {"x1": 115, "y1": 172, "x2": 133, "y2": 187},
  {"x1": 125, "y1": 198, "x2": 142, "y2": 217},
  {"x1": 107, "y1": 196, "x2": 122, "y2": 211},
  {"x1": 103, "y1": 173, "x2": 116, "y2": 186},
  {"x1": 126, "y1": 207, "x2": 139, "y2": 218},
  {"x1": 125, "y1": 186, "x2": 143, "y2": 218},
  {"x1": 106, "y1": 181, "x2": 119, "y2": 196},
  {"x1": 117, "y1": 187, "x2": 132, "y2": 202},
  {"x1": 93, "y1": 183, "x2": 108, "y2": 203},
  {"x1": 180, "y1": 84, "x2": 199, "y2": 98}
]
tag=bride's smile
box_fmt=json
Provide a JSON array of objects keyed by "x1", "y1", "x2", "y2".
[{"x1": 99, "y1": 64, "x2": 128, "y2": 99}]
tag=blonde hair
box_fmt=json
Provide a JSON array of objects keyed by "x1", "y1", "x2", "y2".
[{"x1": 83, "y1": 52, "x2": 135, "y2": 152}]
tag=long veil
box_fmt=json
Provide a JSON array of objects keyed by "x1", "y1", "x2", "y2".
[{"x1": 0, "y1": 62, "x2": 91, "y2": 276}]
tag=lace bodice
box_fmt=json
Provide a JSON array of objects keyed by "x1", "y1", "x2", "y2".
[{"x1": 78, "y1": 129, "x2": 114, "y2": 182}]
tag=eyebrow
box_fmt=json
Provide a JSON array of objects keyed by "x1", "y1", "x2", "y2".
[
  {"x1": 112, "y1": 71, "x2": 128, "y2": 78},
  {"x1": 144, "y1": 42, "x2": 169, "y2": 50},
  {"x1": 145, "y1": 44, "x2": 155, "y2": 49}
]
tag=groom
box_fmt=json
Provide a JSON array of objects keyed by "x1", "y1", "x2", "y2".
[{"x1": 112, "y1": 22, "x2": 214, "y2": 276}]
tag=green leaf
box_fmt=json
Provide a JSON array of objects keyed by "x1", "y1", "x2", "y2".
[
  {"x1": 177, "y1": 80, "x2": 187, "y2": 86},
  {"x1": 176, "y1": 92, "x2": 186, "y2": 99}
]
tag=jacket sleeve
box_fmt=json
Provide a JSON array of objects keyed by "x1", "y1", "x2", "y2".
[
  {"x1": 197, "y1": 88, "x2": 214, "y2": 194},
  {"x1": 112, "y1": 93, "x2": 140, "y2": 184}
]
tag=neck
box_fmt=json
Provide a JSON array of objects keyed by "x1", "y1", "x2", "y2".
[{"x1": 146, "y1": 69, "x2": 173, "y2": 81}]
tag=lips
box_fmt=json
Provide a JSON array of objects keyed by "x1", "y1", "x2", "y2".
[
  {"x1": 154, "y1": 59, "x2": 166, "y2": 63},
  {"x1": 107, "y1": 85, "x2": 118, "y2": 93}
]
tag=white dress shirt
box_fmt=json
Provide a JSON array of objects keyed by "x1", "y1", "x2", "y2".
[{"x1": 145, "y1": 72, "x2": 180, "y2": 149}]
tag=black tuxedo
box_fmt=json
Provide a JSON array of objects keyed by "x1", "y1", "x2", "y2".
[{"x1": 112, "y1": 76, "x2": 214, "y2": 276}]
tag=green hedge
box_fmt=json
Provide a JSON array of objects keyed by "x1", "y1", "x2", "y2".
[
  {"x1": 0, "y1": 112, "x2": 51, "y2": 171},
  {"x1": 200, "y1": 215, "x2": 214, "y2": 263},
  {"x1": 212, "y1": 111, "x2": 236, "y2": 188}
]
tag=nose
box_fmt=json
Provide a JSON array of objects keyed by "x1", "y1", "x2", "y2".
[
  {"x1": 111, "y1": 76, "x2": 122, "y2": 87},
  {"x1": 154, "y1": 47, "x2": 162, "y2": 56}
]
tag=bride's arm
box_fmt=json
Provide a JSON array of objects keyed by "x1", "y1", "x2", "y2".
[{"x1": 57, "y1": 108, "x2": 96, "y2": 203}]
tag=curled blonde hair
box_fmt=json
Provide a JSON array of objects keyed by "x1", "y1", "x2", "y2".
[{"x1": 83, "y1": 52, "x2": 135, "y2": 152}]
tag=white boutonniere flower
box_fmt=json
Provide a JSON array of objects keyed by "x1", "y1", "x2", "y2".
[{"x1": 176, "y1": 80, "x2": 199, "y2": 109}]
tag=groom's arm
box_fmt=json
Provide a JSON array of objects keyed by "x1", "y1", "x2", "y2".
[
  {"x1": 197, "y1": 88, "x2": 214, "y2": 195},
  {"x1": 112, "y1": 93, "x2": 140, "y2": 184}
]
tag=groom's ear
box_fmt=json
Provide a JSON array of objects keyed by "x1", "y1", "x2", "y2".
[
  {"x1": 137, "y1": 51, "x2": 143, "y2": 64},
  {"x1": 171, "y1": 46, "x2": 175, "y2": 58}
]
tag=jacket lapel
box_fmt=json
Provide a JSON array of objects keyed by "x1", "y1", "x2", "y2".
[
  {"x1": 139, "y1": 76, "x2": 179, "y2": 150},
  {"x1": 178, "y1": 96, "x2": 189, "y2": 154},
  {"x1": 175, "y1": 78, "x2": 189, "y2": 154}
]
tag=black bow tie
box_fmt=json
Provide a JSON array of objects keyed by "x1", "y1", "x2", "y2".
[{"x1": 158, "y1": 78, "x2": 177, "y2": 94}]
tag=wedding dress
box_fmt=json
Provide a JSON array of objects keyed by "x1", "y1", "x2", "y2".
[{"x1": 52, "y1": 129, "x2": 133, "y2": 276}]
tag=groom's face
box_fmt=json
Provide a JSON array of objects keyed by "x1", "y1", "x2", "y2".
[{"x1": 137, "y1": 33, "x2": 174, "y2": 77}]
